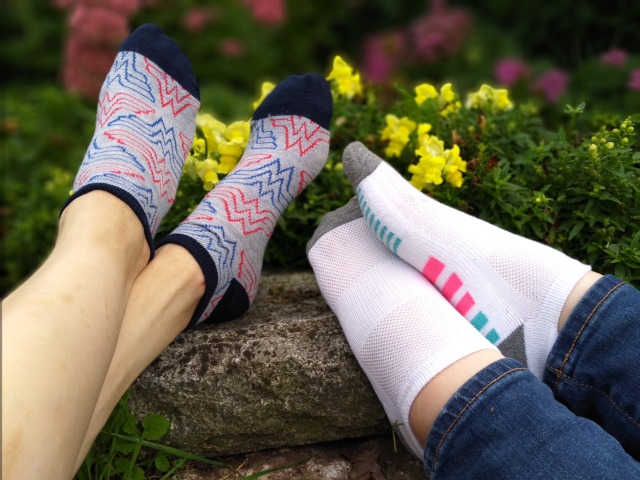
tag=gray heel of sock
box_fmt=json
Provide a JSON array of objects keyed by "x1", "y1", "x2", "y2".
[
  {"x1": 343, "y1": 141, "x2": 382, "y2": 189},
  {"x1": 306, "y1": 197, "x2": 362, "y2": 254}
]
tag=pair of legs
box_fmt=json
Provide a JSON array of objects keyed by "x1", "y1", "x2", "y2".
[
  {"x1": 308, "y1": 143, "x2": 640, "y2": 477},
  {"x1": 2, "y1": 24, "x2": 332, "y2": 479}
]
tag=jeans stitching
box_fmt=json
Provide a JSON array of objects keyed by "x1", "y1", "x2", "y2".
[
  {"x1": 552, "y1": 281, "x2": 626, "y2": 392},
  {"x1": 429, "y1": 366, "x2": 527, "y2": 474},
  {"x1": 548, "y1": 368, "x2": 640, "y2": 429}
]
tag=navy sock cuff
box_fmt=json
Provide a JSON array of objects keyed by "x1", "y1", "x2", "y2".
[
  {"x1": 156, "y1": 233, "x2": 218, "y2": 329},
  {"x1": 120, "y1": 24, "x2": 200, "y2": 100},
  {"x1": 60, "y1": 183, "x2": 155, "y2": 261},
  {"x1": 253, "y1": 73, "x2": 333, "y2": 130}
]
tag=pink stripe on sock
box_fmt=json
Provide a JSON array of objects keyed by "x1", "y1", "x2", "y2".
[
  {"x1": 422, "y1": 257, "x2": 445, "y2": 283},
  {"x1": 455, "y1": 292, "x2": 475, "y2": 316},
  {"x1": 442, "y1": 273, "x2": 463, "y2": 301}
]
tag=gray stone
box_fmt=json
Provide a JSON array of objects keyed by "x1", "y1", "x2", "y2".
[{"x1": 129, "y1": 271, "x2": 390, "y2": 456}]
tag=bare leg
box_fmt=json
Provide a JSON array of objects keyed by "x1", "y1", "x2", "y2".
[
  {"x1": 408, "y1": 350, "x2": 504, "y2": 446},
  {"x1": 558, "y1": 271, "x2": 602, "y2": 332},
  {"x1": 2, "y1": 192, "x2": 148, "y2": 479},
  {"x1": 410, "y1": 269, "x2": 603, "y2": 445},
  {"x1": 72, "y1": 244, "x2": 204, "y2": 473}
]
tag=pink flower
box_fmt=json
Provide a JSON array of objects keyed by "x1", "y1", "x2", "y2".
[
  {"x1": 409, "y1": 4, "x2": 471, "y2": 63},
  {"x1": 629, "y1": 69, "x2": 640, "y2": 91},
  {"x1": 600, "y1": 48, "x2": 628, "y2": 67},
  {"x1": 219, "y1": 38, "x2": 245, "y2": 58},
  {"x1": 533, "y1": 69, "x2": 569, "y2": 103},
  {"x1": 70, "y1": 5, "x2": 129, "y2": 44},
  {"x1": 493, "y1": 58, "x2": 529, "y2": 87},
  {"x1": 243, "y1": 0, "x2": 286, "y2": 26},
  {"x1": 362, "y1": 31, "x2": 406, "y2": 83},
  {"x1": 182, "y1": 7, "x2": 211, "y2": 32}
]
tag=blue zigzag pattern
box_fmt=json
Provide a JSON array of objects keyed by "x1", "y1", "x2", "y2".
[
  {"x1": 174, "y1": 200, "x2": 239, "y2": 297},
  {"x1": 248, "y1": 118, "x2": 278, "y2": 150},
  {"x1": 220, "y1": 158, "x2": 295, "y2": 214},
  {"x1": 106, "y1": 52, "x2": 155, "y2": 102}
]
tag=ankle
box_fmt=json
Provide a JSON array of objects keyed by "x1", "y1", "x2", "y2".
[
  {"x1": 58, "y1": 191, "x2": 149, "y2": 271},
  {"x1": 557, "y1": 271, "x2": 602, "y2": 332},
  {"x1": 409, "y1": 349, "x2": 504, "y2": 447}
]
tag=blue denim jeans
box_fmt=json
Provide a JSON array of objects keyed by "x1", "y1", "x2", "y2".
[{"x1": 423, "y1": 275, "x2": 640, "y2": 479}]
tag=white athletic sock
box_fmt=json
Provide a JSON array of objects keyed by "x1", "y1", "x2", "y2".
[
  {"x1": 342, "y1": 142, "x2": 591, "y2": 379},
  {"x1": 307, "y1": 198, "x2": 497, "y2": 458}
]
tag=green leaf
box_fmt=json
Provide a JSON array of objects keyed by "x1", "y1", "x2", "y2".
[
  {"x1": 114, "y1": 436, "x2": 138, "y2": 454},
  {"x1": 155, "y1": 455, "x2": 171, "y2": 473},
  {"x1": 568, "y1": 222, "x2": 585, "y2": 241},
  {"x1": 122, "y1": 413, "x2": 140, "y2": 437},
  {"x1": 114, "y1": 457, "x2": 131, "y2": 474},
  {"x1": 141, "y1": 414, "x2": 171, "y2": 440},
  {"x1": 132, "y1": 465, "x2": 146, "y2": 480}
]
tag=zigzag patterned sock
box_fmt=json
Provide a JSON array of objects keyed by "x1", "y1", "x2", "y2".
[
  {"x1": 160, "y1": 74, "x2": 332, "y2": 328},
  {"x1": 61, "y1": 24, "x2": 200, "y2": 259},
  {"x1": 342, "y1": 142, "x2": 591, "y2": 379},
  {"x1": 307, "y1": 198, "x2": 497, "y2": 458}
]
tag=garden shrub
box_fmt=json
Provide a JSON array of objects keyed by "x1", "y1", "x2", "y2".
[
  {"x1": 169, "y1": 56, "x2": 640, "y2": 285},
  {"x1": 2, "y1": 61, "x2": 638, "y2": 296}
]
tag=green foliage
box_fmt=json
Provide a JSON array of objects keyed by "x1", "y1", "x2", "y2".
[
  {"x1": 1, "y1": 85, "x2": 94, "y2": 294},
  {"x1": 74, "y1": 391, "x2": 227, "y2": 480},
  {"x1": 169, "y1": 72, "x2": 640, "y2": 285}
]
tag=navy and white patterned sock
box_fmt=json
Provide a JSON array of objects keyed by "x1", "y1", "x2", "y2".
[
  {"x1": 61, "y1": 24, "x2": 200, "y2": 259},
  {"x1": 159, "y1": 74, "x2": 332, "y2": 328}
]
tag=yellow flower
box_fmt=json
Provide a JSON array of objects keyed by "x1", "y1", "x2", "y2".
[
  {"x1": 218, "y1": 120, "x2": 251, "y2": 174},
  {"x1": 197, "y1": 114, "x2": 226, "y2": 152},
  {"x1": 442, "y1": 145, "x2": 467, "y2": 188},
  {"x1": 417, "y1": 123, "x2": 432, "y2": 143},
  {"x1": 380, "y1": 114, "x2": 417, "y2": 157},
  {"x1": 252, "y1": 81, "x2": 276, "y2": 110},
  {"x1": 415, "y1": 82, "x2": 461, "y2": 117},
  {"x1": 410, "y1": 134, "x2": 466, "y2": 189},
  {"x1": 466, "y1": 84, "x2": 513, "y2": 113},
  {"x1": 184, "y1": 155, "x2": 199, "y2": 180},
  {"x1": 440, "y1": 83, "x2": 455, "y2": 103},
  {"x1": 415, "y1": 83, "x2": 438, "y2": 105},
  {"x1": 192, "y1": 137, "x2": 206, "y2": 158},
  {"x1": 195, "y1": 158, "x2": 219, "y2": 191},
  {"x1": 327, "y1": 55, "x2": 363, "y2": 99}
]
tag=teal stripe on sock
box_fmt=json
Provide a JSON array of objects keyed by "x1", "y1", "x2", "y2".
[
  {"x1": 373, "y1": 219, "x2": 381, "y2": 233},
  {"x1": 485, "y1": 329, "x2": 500, "y2": 344},
  {"x1": 379, "y1": 226, "x2": 388, "y2": 242},
  {"x1": 365, "y1": 207, "x2": 371, "y2": 219},
  {"x1": 471, "y1": 311, "x2": 489, "y2": 331},
  {"x1": 392, "y1": 237, "x2": 401, "y2": 253},
  {"x1": 369, "y1": 212, "x2": 376, "y2": 226},
  {"x1": 386, "y1": 232, "x2": 395, "y2": 249}
]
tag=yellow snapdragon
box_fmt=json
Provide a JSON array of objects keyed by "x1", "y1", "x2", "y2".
[
  {"x1": 252, "y1": 81, "x2": 276, "y2": 110},
  {"x1": 186, "y1": 114, "x2": 251, "y2": 190},
  {"x1": 380, "y1": 114, "x2": 417, "y2": 157},
  {"x1": 327, "y1": 55, "x2": 363, "y2": 99},
  {"x1": 466, "y1": 84, "x2": 513, "y2": 113},
  {"x1": 409, "y1": 131, "x2": 467, "y2": 189},
  {"x1": 414, "y1": 82, "x2": 461, "y2": 117}
]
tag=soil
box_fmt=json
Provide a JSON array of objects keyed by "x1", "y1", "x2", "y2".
[{"x1": 176, "y1": 435, "x2": 425, "y2": 479}]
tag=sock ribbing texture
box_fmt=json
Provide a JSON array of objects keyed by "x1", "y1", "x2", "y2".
[
  {"x1": 161, "y1": 74, "x2": 332, "y2": 328},
  {"x1": 308, "y1": 198, "x2": 497, "y2": 458},
  {"x1": 342, "y1": 142, "x2": 591, "y2": 379},
  {"x1": 61, "y1": 24, "x2": 200, "y2": 259}
]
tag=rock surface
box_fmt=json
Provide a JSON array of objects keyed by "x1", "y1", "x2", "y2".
[{"x1": 129, "y1": 271, "x2": 394, "y2": 456}]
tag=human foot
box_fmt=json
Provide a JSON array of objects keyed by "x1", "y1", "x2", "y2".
[
  {"x1": 342, "y1": 142, "x2": 591, "y2": 378},
  {"x1": 160, "y1": 74, "x2": 332, "y2": 327},
  {"x1": 307, "y1": 198, "x2": 497, "y2": 457},
  {"x1": 61, "y1": 24, "x2": 200, "y2": 259}
]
